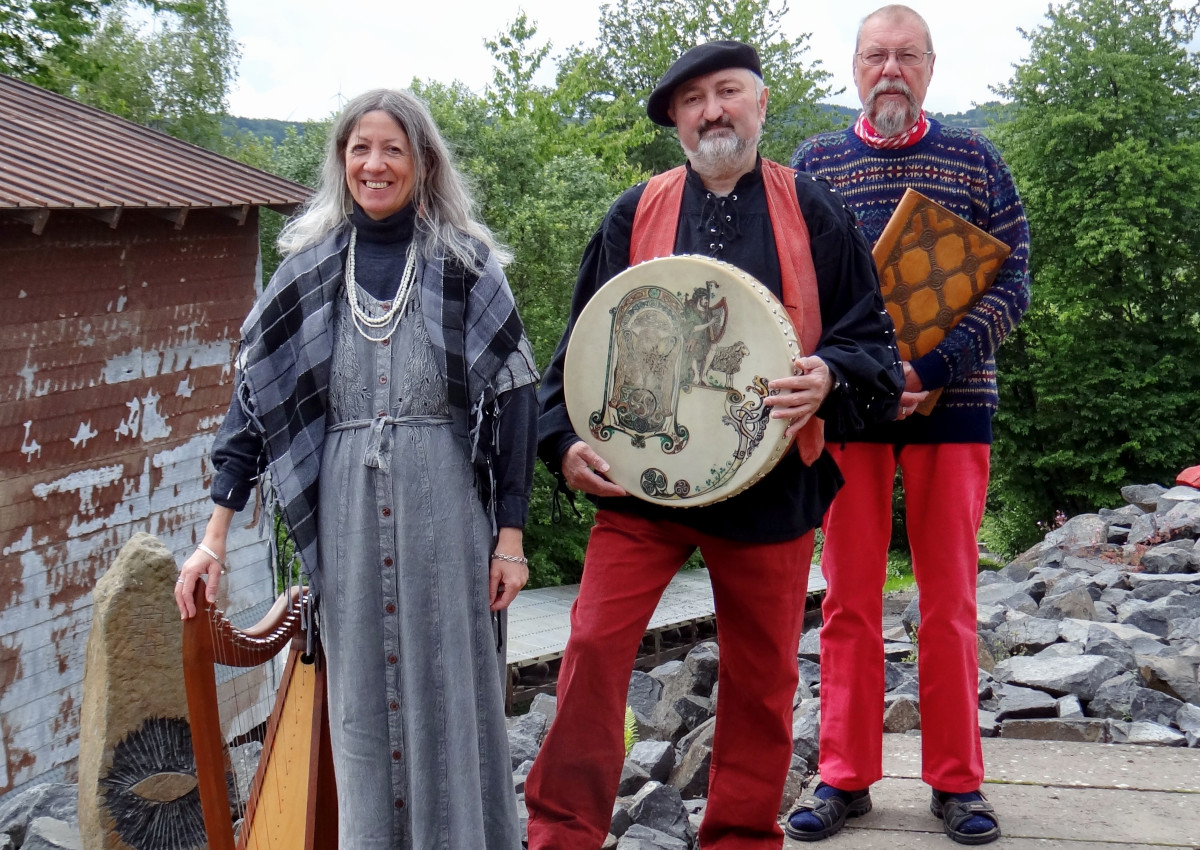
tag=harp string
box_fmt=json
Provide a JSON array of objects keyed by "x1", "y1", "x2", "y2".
[{"x1": 196, "y1": 565, "x2": 300, "y2": 848}]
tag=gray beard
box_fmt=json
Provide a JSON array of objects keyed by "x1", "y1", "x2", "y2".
[
  {"x1": 870, "y1": 99, "x2": 918, "y2": 136},
  {"x1": 682, "y1": 125, "x2": 762, "y2": 178},
  {"x1": 866, "y1": 84, "x2": 919, "y2": 136}
]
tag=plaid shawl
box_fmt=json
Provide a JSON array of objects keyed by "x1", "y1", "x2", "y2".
[{"x1": 236, "y1": 225, "x2": 537, "y2": 581}]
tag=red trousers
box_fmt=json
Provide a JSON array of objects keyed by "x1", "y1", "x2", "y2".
[
  {"x1": 818, "y1": 442, "x2": 989, "y2": 792},
  {"x1": 525, "y1": 510, "x2": 814, "y2": 850}
]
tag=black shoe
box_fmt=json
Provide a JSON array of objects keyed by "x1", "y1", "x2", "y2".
[
  {"x1": 931, "y1": 789, "x2": 1001, "y2": 845},
  {"x1": 783, "y1": 782, "x2": 872, "y2": 841}
]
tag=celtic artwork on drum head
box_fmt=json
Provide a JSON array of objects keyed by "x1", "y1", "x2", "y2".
[{"x1": 563, "y1": 255, "x2": 800, "y2": 507}]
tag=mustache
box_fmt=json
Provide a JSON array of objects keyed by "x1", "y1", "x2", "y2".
[
  {"x1": 867, "y1": 79, "x2": 917, "y2": 107},
  {"x1": 698, "y1": 118, "x2": 735, "y2": 136}
]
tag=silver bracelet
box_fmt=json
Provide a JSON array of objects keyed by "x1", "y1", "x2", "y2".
[
  {"x1": 196, "y1": 542, "x2": 227, "y2": 572},
  {"x1": 490, "y1": 552, "x2": 528, "y2": 565}
]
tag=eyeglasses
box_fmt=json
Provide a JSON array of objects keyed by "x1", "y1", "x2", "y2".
[{"x1": 856, "y1": 48, "x2": 932, "y2": 67}]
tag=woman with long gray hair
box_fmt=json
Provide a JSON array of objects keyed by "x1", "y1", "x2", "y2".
[{"x1": 176, "y1": 88, "x2": 538, "y2": 848}]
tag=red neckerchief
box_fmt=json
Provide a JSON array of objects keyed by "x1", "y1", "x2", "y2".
[{"x1": 854, "y1": 110, "x2": 930, "y2": 149}]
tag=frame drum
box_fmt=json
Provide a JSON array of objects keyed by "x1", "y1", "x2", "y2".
[{"x1": 564, "y1": 255, "x2": 800, "y2": 507}]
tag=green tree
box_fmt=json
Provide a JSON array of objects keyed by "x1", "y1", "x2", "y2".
[
  {"x1": 989, "y1": 0, "x2": 1200, "y2": 551},
  {"x1": 0, "y1": 0, "x2": 109, "y2": 86},
  {"x1": 554, "y1": 0, "x2": 838, "y2": 173},
  {"x1": 413, "y1": 67, "x2": 623, "y2": 586},
  {"x1": 72, "y1": 0, "x2": 239, "y2": 147},
  {"x1": 1, "y1": 0, "x2": 239, "y2": 148}
]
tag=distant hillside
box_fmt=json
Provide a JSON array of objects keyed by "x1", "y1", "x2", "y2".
[{"x1": 222, "y1": 116, "x2": 313, "y2": 144}]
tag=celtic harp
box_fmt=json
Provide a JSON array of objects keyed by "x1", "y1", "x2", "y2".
[{"x1": 181, "y1": 583, "x2": 337, "y2": 849}]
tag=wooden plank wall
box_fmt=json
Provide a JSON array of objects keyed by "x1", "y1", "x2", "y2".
[{"x1": 0, "y1": 209, "x2": 275, "y2": 794}]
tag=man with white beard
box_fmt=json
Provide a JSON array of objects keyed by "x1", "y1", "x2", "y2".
[
  {"x1": 525, "y1": 40, "x2": 904, "y2": 850},
  {"x1": 789, "y1": 5, "x2": 1030, "y2": 845}
]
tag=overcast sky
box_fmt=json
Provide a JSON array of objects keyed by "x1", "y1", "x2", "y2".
[{"x1": 221, "y1": 1, "x2": 1059, "y2": 121}]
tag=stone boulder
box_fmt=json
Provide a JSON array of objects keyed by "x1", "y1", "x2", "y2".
[
  {"x1": 1086, "y1": 673, "x2": 1141, "y2": 720},
  {"x1": 1120, "y1": 484, "x2": 1166, "y2": 512},
  {"x1": 883, "y1": 697, "x2": 921, "y2": 733},
  {"x1": 993, "y1": 684, "x2": 1058, "y2": 721},
  {"x1": 1130, "y1": 688, "x2": 1185, "y2": 726},
  {"x1": 1044, "y1": 514, "x2": 1109, "y2": 551},
  {"x1": 22, "y1": 817, "x2": 81, "y2": 850},
  {"x1": 993, "y1": 655, "x2": 1125, "y2": 701},
  {"x1": 977, "y1": 582, "x2": 1038, "y2": 613},
  {"x1": 1140, "y1": 539, "x2": 1199, "y2": 574},
  {"x1": 1000, "y1": 718, "x2": 1108, "y2": 743},
  {"x1": 0, "y1": 785, "x2": 78, "y2": 848},
  {"x1": 791, "y1": 699, "x2": 821, "y2": 767},
  {"x1": 669, "y1": 718, "x2": 715, "y2": 798},
  {"x1": 628, "y1": 782, "x2": 690, "y2": 845},
  {"x1": 683, "y1": 642, "x2": 720, "y2": 696},
  {"x1": 629, "y1": 741, "x2": 675, "y2": 784},
  {"x1": 1158, "y1": 500, "x2": 1200, "y2": 539},
  {"x1": 616, "y1": 824, "x2": 689, "y2": 850},
  {"x1": 628, "y1": 671, "x2": 663, "y2": 737},
  {"x1": 995, "y1": 615, "x2": 1061, "y2": 654},
  {"x1": 618, "y1": 760, "x2": 653, "y2": 797},
  {"x1": 1156, "y1": 485, "x2": 1200, "y2": 513},
  {"x1": 77, "y1": 532, "x2": 204, "y2": 850},
  {"x1": 1036, "y1": 586, "x2": 1096, "y2": 621},
  {"x1": 1109, "y1": 721, "x2": 1187, "y2": 747},
  {"x1": 1136, "y1": 655, "x2": 1200, "y2": 704},
  {"x1": 797, "y1": 629, "x2": 821, "y2": 662}
]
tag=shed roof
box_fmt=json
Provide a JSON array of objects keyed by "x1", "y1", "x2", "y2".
[{"x1": 0, "y1": 74, "x2": 310, "y2": 215}]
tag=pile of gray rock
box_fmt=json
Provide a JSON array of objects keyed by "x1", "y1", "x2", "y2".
[
  {"x1": 0, "y1": 784, "x2": 78, "y2": 850},
  {"x1": 968, "y1": 482, "x2": 1199, "y2": 748},
  {"x1": 2, "y1": 483, "x2": 1196, "y2": 850},
  {"x1": 505, "y1": 481, "x2": 1200, "y2": 849}
]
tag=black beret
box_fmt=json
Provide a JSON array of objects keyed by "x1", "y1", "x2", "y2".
[{"x1": 647, "y1": 40, "x2": 762, "y2": 127}]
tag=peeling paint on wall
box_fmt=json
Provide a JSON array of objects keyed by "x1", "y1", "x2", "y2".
[
  {"x1": 70, "y1": 423, "x2": 98, "y2": 449},
  {"x1": 20, "y1": 422, "x2": 41, "y2": 462},
  {"x1": 32, "y1": 466, "x2": 125, "y2": 517},
  {"x1": 113, "y1": 391, "x2": 171, "y2": 443},
  {"x1": 1, "y1": 210, "x2": 274, "y2": 795}
]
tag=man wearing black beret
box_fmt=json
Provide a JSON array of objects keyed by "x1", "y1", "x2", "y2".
[{"x1": 525, "y1": 40, "x2": 903, "y2": 849}]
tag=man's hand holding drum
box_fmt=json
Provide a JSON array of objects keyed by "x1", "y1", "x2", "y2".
[
  {"x1": 561, "y1": 441, "x2": 629, "y2": 498},
  {"x1": 765, "y1": 354, "x2": 834, "y2": 439}
]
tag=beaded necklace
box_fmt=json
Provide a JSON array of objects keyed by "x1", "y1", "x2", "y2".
[{"x1": 344, "y1": 226, "x2": 418, "y2": 343}]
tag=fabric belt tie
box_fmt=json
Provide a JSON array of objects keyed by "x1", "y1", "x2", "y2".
[{"x1": 328, "y1": 415, "x2": 453, "y2": 469}]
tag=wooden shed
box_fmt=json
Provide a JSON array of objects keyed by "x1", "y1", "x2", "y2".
[{"x1": 0, "y1": 74, "x2": 310, "y2": 795}]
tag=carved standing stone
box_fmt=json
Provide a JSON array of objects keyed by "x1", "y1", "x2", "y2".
[{"x1": 78, "y1": 533, "x2": 205, "y2": 850}]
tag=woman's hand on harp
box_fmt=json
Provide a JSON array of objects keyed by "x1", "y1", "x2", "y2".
[{"x1": 175, "y1": 507, "x2": 235, "y2": 619}]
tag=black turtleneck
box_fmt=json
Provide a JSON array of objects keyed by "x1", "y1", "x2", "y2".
[{"x1": 348, "y1": 202, "x2": 418, "y2": 302}]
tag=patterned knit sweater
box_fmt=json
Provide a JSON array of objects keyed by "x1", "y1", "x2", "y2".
[{"x1": 792, "y1": 119, "x2": 1030, "y2": 444}]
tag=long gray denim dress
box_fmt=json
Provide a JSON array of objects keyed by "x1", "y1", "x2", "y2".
[{"x1": 317, "y1": 280, "x2": 520, "y2": 849}]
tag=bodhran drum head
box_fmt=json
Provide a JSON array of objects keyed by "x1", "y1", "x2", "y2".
[{"x1": 564, "y1": 254, "x2": 801, "y2": 507}]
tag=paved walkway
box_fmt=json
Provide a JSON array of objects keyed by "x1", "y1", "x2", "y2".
[
  {"x1": 783, "y1": 734, "x2": 1200, "y2": 849},
  {"x1": 507, "y1": 566, "x2": 826, "y2": 667}
]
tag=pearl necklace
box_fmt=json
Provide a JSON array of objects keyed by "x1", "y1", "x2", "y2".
[{"x1": 345, "y1": 226, "x2": 418, "y2": 342}]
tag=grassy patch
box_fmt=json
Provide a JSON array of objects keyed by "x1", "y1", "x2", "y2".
[{"x1": 884, "y1": 549, "x2": 916, "y2": 593}]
